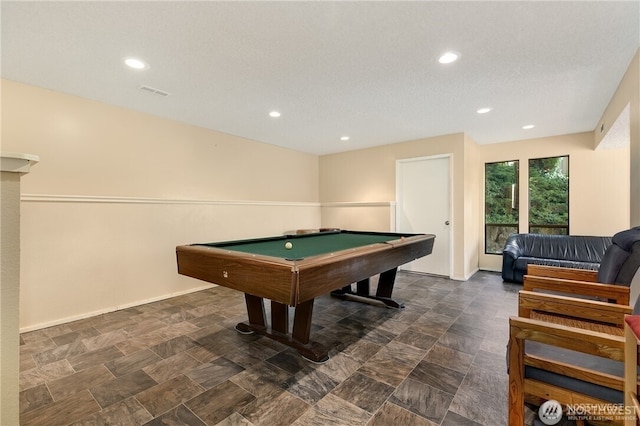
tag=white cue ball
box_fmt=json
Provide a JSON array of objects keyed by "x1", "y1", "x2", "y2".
[{"x1": 285, "y1": 241, "x2": 293, "y2": 250}]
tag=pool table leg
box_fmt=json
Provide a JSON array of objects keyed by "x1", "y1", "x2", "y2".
[
  {"x1": 330, "y1": 280, "x2": 373, "y2": 298},
  {"x1": 244, "y1": 294, "x2": 267, "y2": 330},
  {"x1": 330, "y1": 267, "x2": 404, "y2": 309},
  {"x1": 291, "y1": 299, "x2": 313, "y2": 344},
  {"x1": 331, "y1": 285, "x2": 353, "y2": 295},
  {"x1": 235, "y1": 295, "x2": 329, "y2": 364},
  {"x1": 291, "y1": 299, "x2": 329, "y2": 363},
  {"x1": 376, "y1": 268, "x2": 404, "y2": 308},
  {"x1": 271, "y1": 301, "x2": 289, "y2": 334},
  {"x1": 356, "y1": 278, "x2": 370, "y2": 296}
]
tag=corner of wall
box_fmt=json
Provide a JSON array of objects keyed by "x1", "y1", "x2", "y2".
[{"x1": 594, "y1": 49, "x2": 639, "y2": 150}]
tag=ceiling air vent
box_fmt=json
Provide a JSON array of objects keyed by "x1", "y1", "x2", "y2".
[{"x1": 138, "y1": 85, "x2": 170, "y2": 97}]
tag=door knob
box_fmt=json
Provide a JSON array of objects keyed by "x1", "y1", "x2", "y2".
[{"x1": 445, "y1": 221, "x2": 450, "y2": 225}]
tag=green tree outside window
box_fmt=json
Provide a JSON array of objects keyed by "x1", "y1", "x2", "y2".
[
  {"x1": 485, "y1": 161, "x2": 519, "y2": 254},
  {"x1": 529, "y1": 156, "x2": 569, "y2": 235}
]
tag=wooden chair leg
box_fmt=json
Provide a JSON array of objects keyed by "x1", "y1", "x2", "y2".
[
  {"x1": 625, "y1": 318, "x2": 640, "y2": 426},
  {"x1": 508, "y1": 325, "x2": 526, "y2": 426}
]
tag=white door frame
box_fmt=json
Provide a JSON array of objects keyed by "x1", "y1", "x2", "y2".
[{"x1": 395, "y1": 154, "x2": 453, "y2": 277}]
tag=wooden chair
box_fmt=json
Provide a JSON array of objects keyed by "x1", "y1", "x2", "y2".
[
  {"x1": 624, "y1": 315, "x2": 640, "y2": 425},
  {"x1": 509, "y1": 228, "x2": 640, "y2": 425},
  {"x1": 509, "y1": 299, "x2": 630, "y2": 425}
]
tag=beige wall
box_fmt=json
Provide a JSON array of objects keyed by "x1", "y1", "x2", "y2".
[
  {"x1": 320, "y1": 133, "x2": 477, "y2": 280},
  {"x1": 1, "y1": 80, "x2": 321, "y2": 330},
  {"x1": 595, "y1": 49, "x2": 640, "y2": 225},
  {"x1": 593, "y1": 49, "x2": 640, "y2": 304},
  {"x1": 320, "y1": 202, "x2": 396, "y2": 232},
  {"x1": 478, "y1": 132, "x2": 630, "y2": 271},
  {"x1": 4, "y1": 81, "x2": 319, "y2": 202},
  {"x1": 464, "y1": 134, "x2": 480, "y2": 277}
]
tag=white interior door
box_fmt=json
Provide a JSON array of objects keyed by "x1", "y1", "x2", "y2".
[{"x1": 396, "y1": 155, "x2": 451, "y2": 276}]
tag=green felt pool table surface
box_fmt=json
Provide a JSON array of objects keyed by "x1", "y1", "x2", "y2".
[{"x1": 196, "y1": 230, "x2": 406, "y2": 260}]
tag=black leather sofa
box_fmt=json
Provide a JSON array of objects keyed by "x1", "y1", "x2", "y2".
[{"x1": 501, "y1": 233, "x2": 612, "y2": 283}]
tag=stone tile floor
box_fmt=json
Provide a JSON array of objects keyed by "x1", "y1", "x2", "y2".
[{"x1": 19, "y1": 271, "x2": 527, "y2": 425}]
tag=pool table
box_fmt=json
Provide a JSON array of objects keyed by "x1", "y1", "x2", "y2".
[{"x1": 176, "y1": 229, "x2": 435, "y2": 362}]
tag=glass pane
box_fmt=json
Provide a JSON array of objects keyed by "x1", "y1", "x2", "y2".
[
  {"x1": 528, "y1": 156, "x2": 569, "y2": 235},
  {"x1": 485, "y1": 161, "x2": 519, "y2": 254}
]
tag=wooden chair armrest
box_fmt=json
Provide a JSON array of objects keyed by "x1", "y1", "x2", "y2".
[
  {"x1": 523, "y1": 275, "x2": 630, "y2": 305},
  {"x1": 526, "y1": 264, "x2": 598, "y2": 282},
  {"x1": 509, "y1": 316, "x2": 625, "y2": 359},
  {"x1": 518, "y1": 290, "x2": 631, "y2": 327}
]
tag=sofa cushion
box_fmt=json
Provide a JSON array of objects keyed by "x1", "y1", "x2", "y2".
[
  {"x1": 516, "y1": 234, "x2": 610, "y2": 263},
  {"x1": 514, "y1": 257, "x2": 600, "y2": 273}
]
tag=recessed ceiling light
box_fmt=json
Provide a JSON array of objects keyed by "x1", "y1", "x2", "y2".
[
  {"x1": 522, "y1": 124, "x2": 535, "y2": 130},
  {"x1": 340, "y1": 136, "x2": 350, "y2": 141},
  {"x1": 476, "y1": 107, "x2": 492, "y2": 114},
  {"x1": 269, "y1": 111, "x2": 281, "y2": 118},
  {"x1": 438, "y1": 51, "x2": 460, "y2": 64},
  {"x1": 124, "y1": 58, "x2": 148, "y2": 70}
]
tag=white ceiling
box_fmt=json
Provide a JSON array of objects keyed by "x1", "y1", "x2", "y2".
[{"x1": 2, "y1": 1, "x2": 639, "y2": 155}]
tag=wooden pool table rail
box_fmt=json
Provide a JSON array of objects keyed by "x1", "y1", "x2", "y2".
[{"x1": 176, "y1": 234, "x2": 434, "y2": 306}]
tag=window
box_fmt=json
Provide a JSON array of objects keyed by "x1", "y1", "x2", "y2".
[
  {"x1": 528, "y1": 156, "x2": 569, "y2": 235},
  {"x1": 485, "y1": 161, "x2": 519, "y2": 254}
]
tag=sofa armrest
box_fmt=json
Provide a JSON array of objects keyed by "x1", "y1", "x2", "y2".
[
  {"x1": 502, "y1": 237, "x2": 522, "y2": 260},
  {"x1": 526, "y1": 264, "x2": 598, "y2": 282},
  {"x1": 502, "y1": 236, "x2": 523, "y2": 282},
  {"x1": 523, "y1": 275, "x2": 630, "y2": 305}
]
